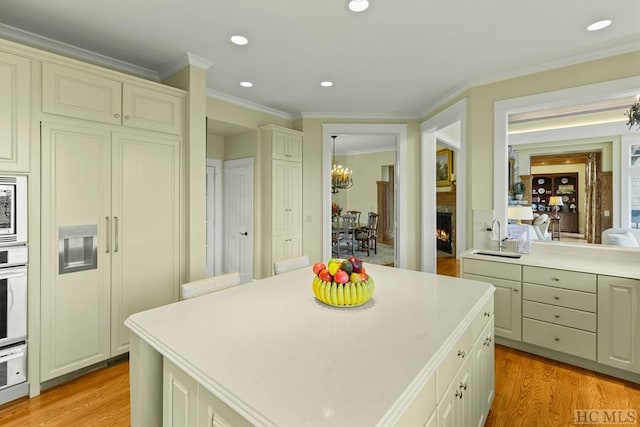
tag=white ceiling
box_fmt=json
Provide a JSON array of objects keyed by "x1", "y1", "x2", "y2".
[{"x1": 1, "y1": 1, "x2": 638, "y2": 117}]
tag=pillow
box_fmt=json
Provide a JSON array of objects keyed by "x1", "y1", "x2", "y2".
[
  {"x1": 534, "y1": 214, "x2": 549, "y2": 225},
  {"x1": 607, "y1": 232, "x2": 640, "y2": 248}
]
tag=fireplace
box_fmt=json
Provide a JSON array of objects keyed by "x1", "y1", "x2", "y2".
[{"x1": 437, "y1": 212, "x2": 453, "y2": 254}]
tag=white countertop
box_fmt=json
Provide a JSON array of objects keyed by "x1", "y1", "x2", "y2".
[
  {"x1": 125, "y1": 264, "x2": 494, "y2": 427},
  {"x1": 461, "y1": 242, "x2": 640, "y2": 279}
]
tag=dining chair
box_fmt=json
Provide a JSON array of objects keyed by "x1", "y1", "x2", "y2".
[
  {"x1": 180, "y1": 272, "x2": 242, "y2": 300},
  {"x1": 333, "y1": 214, "x2": 357, "y2": 257},
  {"x1": 346, "y1": 210, "x2": 361, "y2": 226},
  {"x1": 356, "y1": 212, "x2": 379, "y2": 255},
  {"x1": 273, "y1": 254, "x2": 311, "y2": 275}
]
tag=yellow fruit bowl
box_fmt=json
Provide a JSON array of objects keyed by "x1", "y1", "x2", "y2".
[{"x1": 312, "y1": 276, "x2": 375, "y2": 307}]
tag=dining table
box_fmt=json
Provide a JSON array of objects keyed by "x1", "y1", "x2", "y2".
[{"x1": 125, "y1": 264, "x2": 495, "y2": 426}]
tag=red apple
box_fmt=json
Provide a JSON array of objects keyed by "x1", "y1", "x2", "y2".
[
  {"x1": 319, "y1": 269, "x2": 332, "y2": 283},
  {"x1": 334, "y1": 270, "x2": 349, "y2": 284},
  {"x1": 312, "y1": 262, "x2": 326, "y2": 275}
]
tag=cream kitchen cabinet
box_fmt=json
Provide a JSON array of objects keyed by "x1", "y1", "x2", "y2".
[
  {"x1": 259, "y1": 125, "x2": 303, "y2": 276},
  {"x1": 0, "y1": 50, "x2": 31, "y2": 172},
  {"x1": 42, "y1": 62, "x2": 184, "y2": 134},
  {"x1": 522, "y1": 266, "x2": 597, "y2": 361},
  {"x1": 269, "y1": 126, "x2": 302, "y2": 162},
  {"x1": 164, "y1": 359, "x2": 252, "y2": 427},
  {"x1": 598, "y1": 275, "x2": 640, "y2": 374},
  {"x1": 463, "y1": 258, "x2": 522, "y2": 341},
  {"x1": 40, "y1": 121, "x2": 180, "y2": 381}
]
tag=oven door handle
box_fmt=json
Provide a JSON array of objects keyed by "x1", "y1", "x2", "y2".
[
  {"x1": 0, "y1": 270, "x2": 26, "y2": 280},
  {"x1": 0, "y1": 351, "x2": 24, "y2": 363}
]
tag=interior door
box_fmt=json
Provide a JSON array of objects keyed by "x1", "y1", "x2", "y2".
[{"x1": 224, "y1": 158, "x2": 254, "y2": 283}]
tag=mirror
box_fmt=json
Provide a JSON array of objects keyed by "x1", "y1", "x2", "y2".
[{"x1": 494, "y1": 77, "x2": 640, "y2": 249}]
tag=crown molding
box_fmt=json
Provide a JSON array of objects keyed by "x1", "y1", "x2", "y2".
[
  {"x1": 206, "y1": 89, "x2": 293, "y2": 120},
  {"x1": 418, "y1": 37, "x2": 640, "y2": 121},
  {"x1": 296, "y1": 111, "x2": 419, "y2": 120},
  {"x1": 0, "y1": 23, "x2": 159, "y2": 81},
  {"x1": 158, "y1": 51, "x2": 215, "y2": 80}
]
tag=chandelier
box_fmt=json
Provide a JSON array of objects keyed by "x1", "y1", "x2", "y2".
[
  {"x1": 626, "y1": 95, "x2": 640, "y2": 130},
  {"x1": 331, "y1": 135, "x2": 353, "y2": 194}
]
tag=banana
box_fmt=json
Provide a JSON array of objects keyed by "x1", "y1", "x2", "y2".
[
  {"x1": 330, "y1": 282, "x2": 338, "y2": 305},
  {"x1": 344, "y1": 283, "x2": 351, "y2": 305},
  {"x1": 337, "y1": 283, "x2": 344, "y2": 305}
]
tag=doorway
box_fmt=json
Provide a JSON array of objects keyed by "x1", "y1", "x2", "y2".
[
  {"x1": 206, "y1": 159, "x2": 222, "y2": 276},
  {"x1": 322, "y1": 124, "x2": 408, "y2": 268},
  {"x1": 224, "y1": 158, "x2": 254, "y2": 283}
]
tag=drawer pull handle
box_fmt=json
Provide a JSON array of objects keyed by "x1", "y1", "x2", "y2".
[
  {"x1": 554, "y1": 296, "x2": 560, "y2": 300},
  {"x1": 554, "y1": 314, "x2": 560, "y2": 318},
  {"x1": 459, "y1": 381, "x2": 467, "y2": 390},
  {"x1": 554, "y1": 337, "x2": 560, "y2": 341},
  {"x1": 455, "y1": 390, "x2": 461, "y2": 398},
  {"x1": 457, "y1": 350, "x2": 465, "y2": 358},
  {"x1": 552, "y1": 277, "x2": 560, "y2": 281}
]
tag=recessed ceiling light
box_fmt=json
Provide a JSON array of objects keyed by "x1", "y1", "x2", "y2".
[
  {"x1": 320, "y1": 81, "x2": 333, "y2": 87},
  {"x1": 240, "y1": 81, "x2": 253, "y2": 88},
  {"x1": 230, "y1": 35, "x2": 249, "y2": 45},
  {"x1": 348, "y1": 0, "x2": 369, "y2": 12},
  {"x1": 587, "y1": 19, "x2": 612, "y2": 32}
]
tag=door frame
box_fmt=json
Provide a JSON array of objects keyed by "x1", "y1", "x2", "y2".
[
  {"x1": 206, "y1": 158, "x2": 223, "y2": 276},
  {"x1": 420, "y1": 98, "x2": 468, "y2": 273},
  {"x1": 322, "y1": 123, "x2": 408, "y2": 268},
  {"x1": 223, "y1": 158, "x2": 254, "y2": 282}
]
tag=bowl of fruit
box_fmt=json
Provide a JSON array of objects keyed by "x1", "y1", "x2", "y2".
[{"x1": 311, "y1": 256, "x2": 374, "y2": 307}]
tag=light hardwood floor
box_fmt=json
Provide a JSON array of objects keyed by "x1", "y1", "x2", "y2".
[{"x1": 1, "y1": 261, "x2": 638, "y2": 426}]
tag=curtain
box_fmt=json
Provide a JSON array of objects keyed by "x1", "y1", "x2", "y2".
[{"x1": 584, "y1": 153, "x2": 601, "y2": 243}]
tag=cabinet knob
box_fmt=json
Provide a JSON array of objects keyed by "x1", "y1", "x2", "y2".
[
  {"x1": 455, "y1": 390, "x2": 461, "y2": 398},
  {"x1": 554, "y1": 296, "x2": 560, "y2": 300},
  {"x1": 457, "y1": 350, "x2": 465, "y2": 358},
  {"x1": 514, "y1": 289, "x2": 519, "y2": 293},
  {"x1": 114, "y1": 113, "x2": 120, "y2": 118},
  {"x1": 459, "y1": 381, "x2": 467, "y2": 390},
  {"x1": 554, "y1": 337, "x2": 560, "y2": 341},
  {"x1": 554, "y1": 314, "x2": 560, "y2": 318},
  {"x1": 125, "y1": 115, "x2": 131, "y2": 120},
  {"x1": 552, "y1": 277, "x2": 560, "y2": 281}
]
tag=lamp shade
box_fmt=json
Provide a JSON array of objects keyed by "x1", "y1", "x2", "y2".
[
  {"x1": 508, "y1": 206, "x2": 534, "y2": 221},
  {"x1": 548, "y1": 196, "x2": 564, "y2": 207}
]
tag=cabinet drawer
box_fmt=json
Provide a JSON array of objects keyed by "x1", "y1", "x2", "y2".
[
  {"x1": 523, "y1": 266, "x2": 596, "y2": 293},
  {"x1": 471, "y1": 297, "x2": 494, "y2": 341},
  {"x1": 523, "y1": 300, "x2": 596, "y2": 332},
  {"x1": 463, "y1": 259, "x2": 521, "y2": 281},
  {"x1": 524, "y1": 283, "x2": 596, "y2": 312},
  {"x1": 436, "y1": 328, "x2": 471, "y2": 402},
  {"x1": 523, "y1": 318, "x2": 596, "y2": 360}
]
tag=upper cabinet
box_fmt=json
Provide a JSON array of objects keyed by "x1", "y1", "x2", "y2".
[
  {"x1": 42, "y1": 62, "x2": 184, "y2": 134},
  {"x1": 271, "y1": 127, "x2": 302, "y2": 162},
  {"x1": 0, "y1": 51, "x2": 31, "y2": 172}
]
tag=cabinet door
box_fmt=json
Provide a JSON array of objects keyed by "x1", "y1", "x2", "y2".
[
  {"x1": 0, "y1": 51, "x2": 30, "y2": 172},
  {"x1": 110, "y1": 133, "x2": 180, "y2": 355},
  {"x1": 287, "y1": 133, "x2": 303, "y2": 162},
  {"x1": 272, "y1": 235, "x2": 289, "y2": 265},
  {"x1": 164, "y1": 360, "x2": 198, "y2": 427},
  {"x1": 473, "y1": 320, "x2": 495, "y2": 427},
  {"x1": 598, "y1": 276, "x2": 640, "y2": 373},
  {"x1": 272, "y1": 160, "x2": 289, "y2": 236},
  {"x1": 271, "y1": 131, "x2": 289, "y2": 161},
  {"x1": 42, "y1": 62, "x2": 122, "y2": 125},
  {"x1": 122, "y1": 84, "x2": 183, "y2": 134},
  {"x1": 40, "y1": 122, "x2": 112, "y2": 381},
  {"x1": 198, "y1": 385, "x2": 252, "y2": 427},
  {"x1": 465, "y1": 274, "x2": 521, "y2": 341},
  {"x1": 287, "y1": 162, "x2": 303, "y2": 235}
]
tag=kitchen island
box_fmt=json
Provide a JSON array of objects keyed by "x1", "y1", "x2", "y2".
[{"x1": 125, "y1": 264, "x2": 495, "y2": 427}]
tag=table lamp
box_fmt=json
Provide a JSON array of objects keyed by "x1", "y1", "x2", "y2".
[
  {"x1": 549, "y1": 196, "x2": 564, "y2": 219},
  {"x1": 508, "y1": 206, "x2": 534, "y2": 224}
]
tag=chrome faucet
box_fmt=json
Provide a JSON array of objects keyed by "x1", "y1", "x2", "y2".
[{"x1": 491, "y1": 219, "x2": 508, "y2": 252}]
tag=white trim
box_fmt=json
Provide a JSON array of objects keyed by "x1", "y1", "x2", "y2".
[
  {"x1": 158, "y1": 52, "x2": 215, "y2": 81},
  {"x1": 494, "y1": 76, "x2": 640, "y2": 233},
  {"x1": 206, "y1": 158, "x2": 223, "y2": 276},
  {"x1": 322, "y1": 124, "x2": 408, "y2": 268},
  {"x1": 206, "y1": 89, "x2": 293, "y2": 120},
  {"x1": 343, "y1": 146, "x2": 396, "y2": 156},
  {"x1": 620, "y1": 134, "x2": 640, "y2": 229},
  {"x1": 509, "y1": 121, "x2": 634, "y2": 146},
  {"x1": 420, "y1": 98, "x2": 468, "y2": 273},
  {"x1": 0, "y1": 23, "x2": 159, "y2": 81},
  {"x1": 297, "y1": 111, "x2": 420, "y2": 120}
]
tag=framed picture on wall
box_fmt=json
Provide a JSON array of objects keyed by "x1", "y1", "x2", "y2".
[{"x1": 436, "y1": 149, "x2": 453, "y2": 187}]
